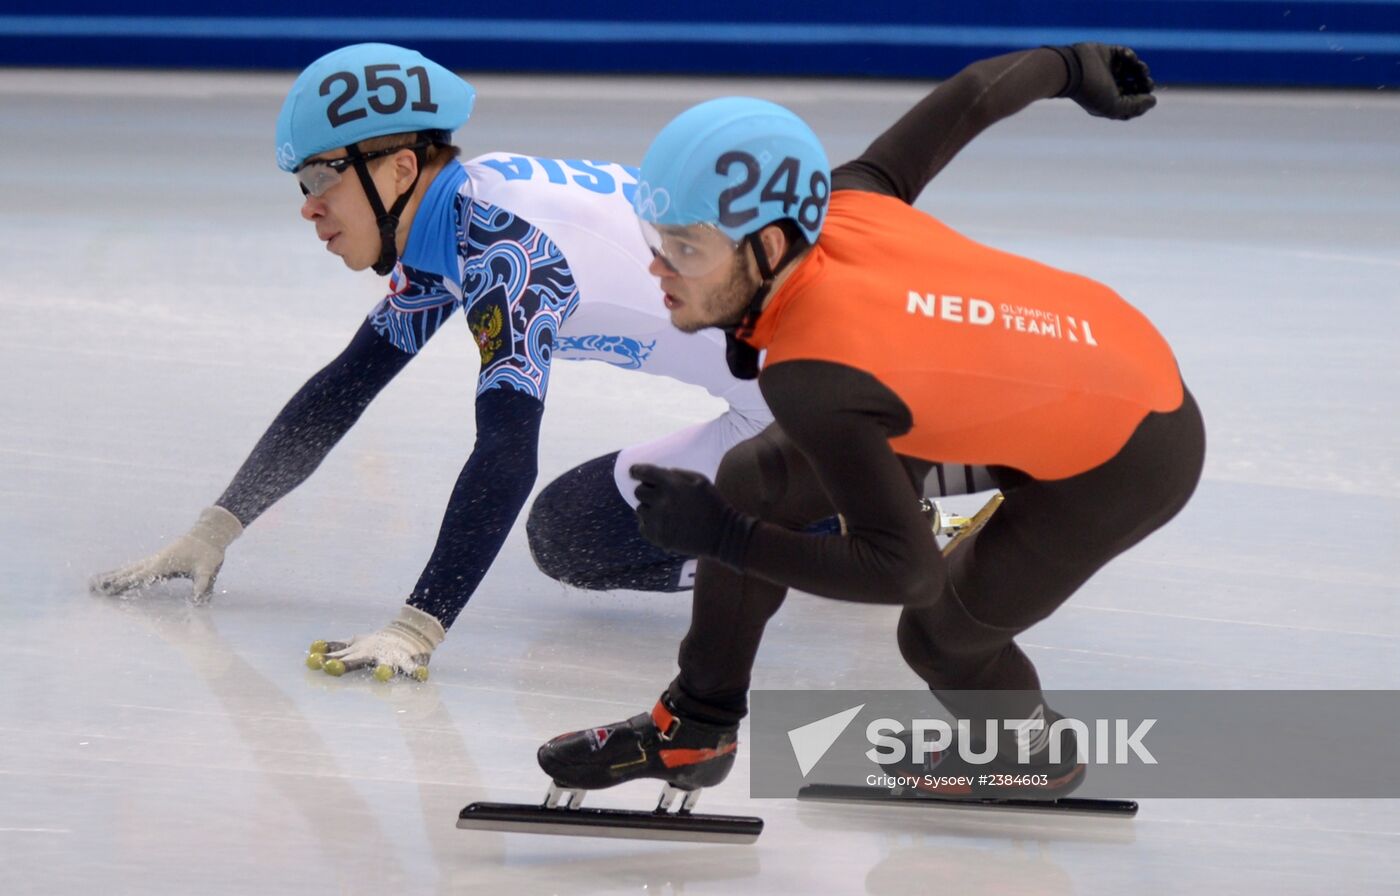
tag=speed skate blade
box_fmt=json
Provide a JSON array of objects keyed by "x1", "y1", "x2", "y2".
[
  {"x1": 457, "y1": 801, "x2": 764, "y2": 844},
  {"x1": 798, "y1": 784, "x2": 1137, "y2": 817},
  {"x1": 941, "y1": 492, "x2": 1004, "y2": 557}
]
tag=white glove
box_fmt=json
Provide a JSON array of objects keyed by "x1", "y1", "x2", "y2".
[
  {"x1": 90, "y1": 506, "x2": 244, "y2": 601},
  {"x1": 307, "y1": 605, "x2": 446, "y2": 682}
]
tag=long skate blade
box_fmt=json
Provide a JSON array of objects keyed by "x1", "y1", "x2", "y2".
[
  {"x1": 457, "y1": 802, "x2": 763, "y2": 844},
  {"x1": 797, "y1": 784, "x2": 1137, "y2": 817},
  {"x1": 942, "y1": 492, "x2": 1003, "y2": 557}
]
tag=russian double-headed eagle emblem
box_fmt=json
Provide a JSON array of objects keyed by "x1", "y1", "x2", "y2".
[{"x1": 470, "y1": 305, "x2": 505, "y2": 365}]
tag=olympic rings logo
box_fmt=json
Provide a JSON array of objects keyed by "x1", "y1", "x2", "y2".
[
  {"x1": 276, "y1": 141, "x2": 298, "y2": 170},
  {"x1": 633, "y1": 181, "x2": 671, "y2": 221}
]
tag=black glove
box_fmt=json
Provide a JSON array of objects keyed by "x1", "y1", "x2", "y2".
[
  {"x1": 631, "y1": 464, "x2": 756, "y2": 569},
  {"x1": 1050, "y1": 43, "x2": 1157, "y2": 121}
]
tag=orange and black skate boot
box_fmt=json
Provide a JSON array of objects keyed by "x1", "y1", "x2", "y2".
[{"x1": 538, "y1": 694, "x2": 738, "y2": 791}]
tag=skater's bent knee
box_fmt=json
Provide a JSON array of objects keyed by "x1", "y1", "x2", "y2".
[{"x1": 714, "y1": 438, "x2": 780, "y2": 515}]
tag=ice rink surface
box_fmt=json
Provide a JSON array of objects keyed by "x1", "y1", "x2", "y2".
[{"x1": 2, "y1": 67, "x2": 1398, "y2": 895}]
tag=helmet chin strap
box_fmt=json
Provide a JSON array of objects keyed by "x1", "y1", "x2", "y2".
[
  {"x1": 723, "y1": 231, "x2": 798, "y2": 380},
  {"x1": 345, "y1": 141, "x2": 430, "y2": 276}
]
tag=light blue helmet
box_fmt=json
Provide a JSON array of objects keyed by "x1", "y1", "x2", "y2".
[
  {"x1": 634, "y1": 97, "x2": 830, "y2": 244},
  {"x1": 275, "y1": 43, "x2": 475, "y2": 172}
]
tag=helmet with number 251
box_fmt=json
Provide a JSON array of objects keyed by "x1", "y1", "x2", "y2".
[
  {"x1": 275, "y1": 42, "x2": 475, "y2": 173},
  {"x1": 633, "y1": 97, "x2": 830, "y2": 277}
]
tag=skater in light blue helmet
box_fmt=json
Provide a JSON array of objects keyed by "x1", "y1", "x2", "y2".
[{"x1": 275, "y1": 42, "x2": 475, "y2": 275}]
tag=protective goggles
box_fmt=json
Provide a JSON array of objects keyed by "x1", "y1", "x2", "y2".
[
  {"x1": 639, "y1": 220, "x2": 740, "y2": 278},
  {"x1": 294, "y1": 145, "x2": 414, "y2": 197}
]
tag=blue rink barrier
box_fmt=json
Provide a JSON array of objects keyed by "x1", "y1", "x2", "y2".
[{"x1": 1, "y1": 2, "x2": 1398, "y2": 87}]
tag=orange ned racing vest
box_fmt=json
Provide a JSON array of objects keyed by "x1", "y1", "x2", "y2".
[{"x1": 746, "y1": 191, "x2": 1185, "y2": 480}]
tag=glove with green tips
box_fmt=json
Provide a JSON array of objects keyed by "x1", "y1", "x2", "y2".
[{"x1": 306, "y1": 605, "x2": 444, "y2": 682}]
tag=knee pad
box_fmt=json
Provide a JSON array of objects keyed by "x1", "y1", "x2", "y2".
[
  {"x1": 526, "y1": 478, "x2": 575, "y2": 577},
  {"x1": 714, "y1": 434, "x2": 782, "y2": 517},
  {"x1": 528, "y1": 453, "x2": 694, "y2": 592},
  {"x1": 527, "y1": 453, "x2": 622, "y2": 579},
  {"x1": 715, "y1": 427, "x2": 821, "y2": 523}
]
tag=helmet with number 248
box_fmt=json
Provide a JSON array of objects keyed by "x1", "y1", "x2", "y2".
[{"x1": 634, "y1": 97, "x2": 830, "y2": 278}]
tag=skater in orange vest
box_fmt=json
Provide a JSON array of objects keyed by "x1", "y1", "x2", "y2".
[{"x1": 535, "y1": 44, "x2": 1202, "y2": 810}]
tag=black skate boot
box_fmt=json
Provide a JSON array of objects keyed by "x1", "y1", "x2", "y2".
[
  {"x1": 457, "y1": 694, "x2": 763, "y2": 843},
  {"x1": 889, "y1": 726, "x2": 1085, "y2": 801},
  {"x1": 536, "y1": 695, "x2": 738, "y2": 791}
]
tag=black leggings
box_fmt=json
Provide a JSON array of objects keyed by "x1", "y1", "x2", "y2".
[{"x1": 668, "y1": 387, "x2": 1206, "y2": 725}]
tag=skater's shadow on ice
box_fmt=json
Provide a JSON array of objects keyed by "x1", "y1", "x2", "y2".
[
  {"x1": 97, "y1": 600, "x2": 488, "y2": 888},
  {"x1": 448, "y1": 838, "x2": 763, "y2": 893},
  {"x1": 794, "y1": 794, "x2": 1137, "y2": 846},
  {"x1": 864, "y1": 841, "x2": 1076, "y2": 896}
]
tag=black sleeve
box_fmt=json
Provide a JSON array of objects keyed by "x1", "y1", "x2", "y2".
[
  {"x1": 407, "y1": 386, "x2": 542, "y2": 628},
  {"x1": 740, "y1": 361, "x2": 943, "y2": 605},
  {"x1": 216, "y1": 320, "x2": 413, "y2": 525},
  {"x1": 831, "y1": 47, "x2": 1072, "y2": 202}
]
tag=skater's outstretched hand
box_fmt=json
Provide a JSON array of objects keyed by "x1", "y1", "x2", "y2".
[
  {"x1": 89, "y1": 506, "x2": 243, "y2": 601},
  {"x1": 1063, "y1": 43, "x2": 1156, "y2": 120},
  {"x1": 630, "y1": 464, "x2": 755, "y2": 569},
  {"x1": 306, "y1": 605, "x2": 445, "y2": 682}
]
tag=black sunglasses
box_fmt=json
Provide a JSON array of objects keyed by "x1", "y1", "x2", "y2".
[{"x1": 295, "y1": 143, "x2": 428, "y2": 197}]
